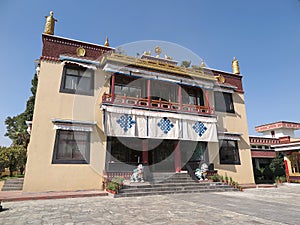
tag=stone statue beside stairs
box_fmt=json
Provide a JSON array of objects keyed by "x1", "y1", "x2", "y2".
[
  {"x1": 195, "y1": 163, "x2": 208, "y2": 181},
  {"x1": 130, "y1": 164, "x2": 144, "y2": 182}
]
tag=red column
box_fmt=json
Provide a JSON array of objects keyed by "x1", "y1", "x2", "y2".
[
  {"x1": 147, "y1": 80, "x2": 151, "y2": 106},
  {"x1": 284, "y1": 159, "x2": 290, "y2": 183},
  {"x1": 142, "y1": 139, "x2": 149, "y2": 164},
  {"x1": 174, "y1": 141, "x2": 181, "y2": 173},
  {"x1": 205, "y1": 89, "x2": 210, "y2": 113},
  {"x1": 111, "y1": 74, "x2": 115, "y2": 102},
  {"x1": 178, "y1": 85, "x2": 182, "y2": 110}
]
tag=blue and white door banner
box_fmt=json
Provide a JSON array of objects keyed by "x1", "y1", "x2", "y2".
[{"x1": 103, "y1": 106, "x2": 218, "y2": 142}]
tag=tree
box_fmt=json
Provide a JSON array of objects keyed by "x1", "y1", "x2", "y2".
[
  {"x1": 0, "y1": 147, "x2": 6, "y2": 174},
  {"x1": 0, "y1": 145, "x2": 27, "y2": 177},
  {"x1": 4, "y1": 73, "x2": 37, "y2": 147},
  {"x1": 270, "y1": 153, "x2": 286, "y2": 178}
]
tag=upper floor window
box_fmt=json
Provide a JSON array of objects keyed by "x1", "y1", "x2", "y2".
[
  {"x1": 52, "y1": 130, "x2": 90, "y2": 164},
  {"x1": 219, "y1": 140, "x2": 240, "y2": 165},
  {"x1": 182, "y1": 86, "x2": 204, "y2": 106},
  {"x1": 114, "y1": 75, "x2": 143, "y2": 98},
  {"x1": 214, "y1": 91, "x2": 234, "y2": 113},
  {"x1": 60, "y1": 65, "x2": 94, "y2": 95}
]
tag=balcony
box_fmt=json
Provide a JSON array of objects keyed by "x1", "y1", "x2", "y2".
[{"x1": 102, "y1": 93, "x2": 214, "y2": 115}]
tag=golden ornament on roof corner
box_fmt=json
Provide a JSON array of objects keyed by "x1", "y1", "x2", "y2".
[
  {"x1": 104, "y1": 36, "x2": 109, "y2": 46},
  {"x1": 200, "y1": 58, "x2": 206, "y2": 68},
  {"x1": 44, "y1": 11, "x2": 57, "y2": 35},
  {"x1": 232, "y1": 56, "x2": 240, "y2": 74}
]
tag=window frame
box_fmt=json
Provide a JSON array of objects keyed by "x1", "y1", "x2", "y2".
[
  {"x1": 52, "y1": 130, "x2": 90, "y2": 164},
  {"x1": 219, "y1": 140, "x2": 241, "y2": 165},
  {"x1": 214, "y1": 91, "x2": 235, "y2": 113},
  {"x1": 60, "y1": 64, "x2": 94, "y2": 96}
]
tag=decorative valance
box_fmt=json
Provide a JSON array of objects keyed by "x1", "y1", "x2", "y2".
[{"x1": 103, "y1": 106, "x2": 218, "y2": 142}]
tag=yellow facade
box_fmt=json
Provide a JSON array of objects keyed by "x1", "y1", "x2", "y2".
[{"x1": 24, "y1": 35, "x2": 255, "y2": 192}]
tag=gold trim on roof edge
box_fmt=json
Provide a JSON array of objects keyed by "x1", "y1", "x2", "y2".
[{"x1": 102, "y1": 53, "x2": 217, "y2": 81}]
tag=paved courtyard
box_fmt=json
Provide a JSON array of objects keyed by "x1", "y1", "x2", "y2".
[{"x1": 0, "y1": 184, "x2": 299, "y2": 225}]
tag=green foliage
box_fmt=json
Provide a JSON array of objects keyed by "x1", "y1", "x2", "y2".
[
  {"x1": 106, "y1": 181, "x2": 119, "y2": 192},
  {"x1": 5, "y1": 73, "x2": 37, "y2": 147},
  {"x1": 180, "y1": 60, "x2": 191, "y2": 68},
  {"x1": 269, "y1": 154, "x2": 285, "y2": 178},
  {"x1": 263, "y1": 166, "x2": 273, "y2": 181},
  {"x1": 0, "y1": 145, "x2": 27, "y2": 177},
  {"x1": 111, "y1": 176, "x2": 124, "y2": 186},
  {"x1": 5, "y1": 113, "x2": 30, "y2": 146},
  {"x1": 209, "y1": 174, "x2": 221, "y2": 182}
]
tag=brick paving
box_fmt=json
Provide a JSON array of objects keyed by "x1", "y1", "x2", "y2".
[{"x1": 0, "y1": 184, "x2": 299, "y2": 225}]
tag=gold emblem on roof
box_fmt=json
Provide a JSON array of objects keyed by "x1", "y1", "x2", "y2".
[
  {"x1": 76, "y1": 47, "x2": 86, "y2": 57},
  {"x1": 218, "y1": 75, "x2": 226, "y2": 83},
  {"x1": 154, "y1": 46, "x2": 162, "y2": 57}
]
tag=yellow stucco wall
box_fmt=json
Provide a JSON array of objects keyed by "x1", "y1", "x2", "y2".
[
  {"x1": 209, "y1": 92, "x2": 255, "y2": 184},
  {"x1": 23, "y1": 61, "x2": 110, "y2": 192}
]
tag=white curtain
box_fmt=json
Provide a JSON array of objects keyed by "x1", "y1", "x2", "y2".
[{"x1": 104, "y1": 107, "x2": 218, "y2": 142}]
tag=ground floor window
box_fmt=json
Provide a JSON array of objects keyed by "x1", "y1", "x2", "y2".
[
  {"x1": 52, "y1": 130, "x2": 90, "y2": 164},
  {"x1": 219, "y1": 140, "x2": 240, "y2": 164}
]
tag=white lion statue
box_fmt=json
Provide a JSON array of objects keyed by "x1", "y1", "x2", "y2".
[
  {"x1": 130, "y1": 164, "x2": 144, "y2": 182},
  {"x1": 195, "y1": 163, "x2": 208, "y2": 181}
]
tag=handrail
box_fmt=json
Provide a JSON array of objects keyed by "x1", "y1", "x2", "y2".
[{"x1": 102, "y1": 93, "x2": 214, "y2": 115}]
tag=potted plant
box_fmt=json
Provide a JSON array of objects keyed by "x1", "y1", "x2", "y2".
[
  {"x1": 225, "y1": 173, "x2": 229, "y2": 184},
  {"x1": 106, "y1": 181, "x2": 119, "y2": 194},
  {"x1": 111, "y1": 176, "x2": 125, "y2": 189}
]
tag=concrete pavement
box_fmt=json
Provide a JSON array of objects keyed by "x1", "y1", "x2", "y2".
[{"x1": 0, "y1": 184, "x2": 299, "y2": 225}]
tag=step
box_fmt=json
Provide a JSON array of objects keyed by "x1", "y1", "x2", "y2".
[
  {"x1": 119, "y1": 185, "x2": 233, "y2": 194},
  {"x1": 117, "y1": 187, "x2": 237, "y2": 198},
  {"x1": 1, "y1": 178, "x2": 24, "y2": 191},
  {"x1": 122, "y1": 182, "x2": 224, "y2": 189}
]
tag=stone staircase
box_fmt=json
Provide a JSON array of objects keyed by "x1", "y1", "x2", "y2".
[
  {"x1": 116, "y1": 173, "x2": 236, "y2": 197},
  {"x1": 1, "y1": 178, "x2": 24, "y2": 191}
]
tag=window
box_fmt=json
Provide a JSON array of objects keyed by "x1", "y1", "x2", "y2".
[
  {"x1": 214, "y1": 92, "x2": 234, "y2": 113},
  {"x1": 60, "y1": 65, "x2": 94, "y2": 95},
  {"x1": 219, "y1": 140, "x2": 240, "y2": 164},
  {"x1": 182, "y1": 86, "x2": 204, "y2": 106},
  {"x1": 52, "y1": 130, "x2": 90, "y2": 164}
]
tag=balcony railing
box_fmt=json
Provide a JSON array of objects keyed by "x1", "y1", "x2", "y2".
[{"x1": 102, "y1": 93, "x2": 214, "y2": 115}]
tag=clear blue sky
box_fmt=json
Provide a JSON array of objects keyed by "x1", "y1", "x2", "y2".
[{"x1": 1, "y1": 0, "x2": 300, "y2": 146}]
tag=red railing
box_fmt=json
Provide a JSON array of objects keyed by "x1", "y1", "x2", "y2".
[{"x1": 102, "y1": 93, "x2": 213, "y2": 115}]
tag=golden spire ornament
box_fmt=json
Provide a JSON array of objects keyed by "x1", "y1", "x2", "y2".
[
  {"x1": 200, "y1": 58, "x2": 206, "y2": 68},
  {"x1": 104, "y1": 36, "x2": 109, "y2": 46},
  {"x1": 44, "y1": 11, "x2": 57, "y2": 35},
  {"x1": 232, "y1": 56, "x2": 240, "y2": 74}
]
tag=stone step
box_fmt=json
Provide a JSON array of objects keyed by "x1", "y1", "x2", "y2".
[
  {"x1": 1, "y1": 178, "x2": 24, "y2": 191},
  {"x1": 122, "y1": 182, "x2": 224, "y2": 189},
  {"x1": 117, "y1": 187, "x2": 237, "y2": 198},
  {"x1": 119, "y1": 184, "x2": 232, "y2": 194}
]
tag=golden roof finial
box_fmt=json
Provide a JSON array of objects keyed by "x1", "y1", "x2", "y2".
[
  {"x1": 44, "y1": 11, "x2": 57, "y2": 35},
  {"x1": 104, "y1": 36, "x2": 109, "y2": 46},
  {"x1": 232, "y1": 56, "x2": 240, "y2": 74},
  {"x1": 200, "y1": 58, "x2": 206, "y2": 68}
]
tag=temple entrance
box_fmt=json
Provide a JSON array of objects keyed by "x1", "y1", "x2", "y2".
[
  {"x1": 148, "y1": 139, "x2": 175, "y2": 172},
  {"x1": 181, "y1": 141, "x2": 208, "y2": 171}
]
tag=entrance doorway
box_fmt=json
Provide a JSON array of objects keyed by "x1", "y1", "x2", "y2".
[{"x1": 148, "y1": 139, "x2": 175, "y2": 172}]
